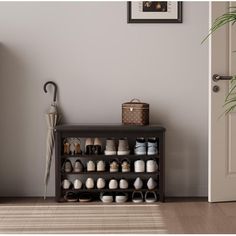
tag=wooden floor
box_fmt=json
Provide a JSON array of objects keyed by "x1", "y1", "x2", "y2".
[{"x1": 0, "y1": 198, "x2": 236, "y2": 233}]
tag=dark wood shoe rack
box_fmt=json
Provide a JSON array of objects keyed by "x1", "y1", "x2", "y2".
[{"x1": 55, "y1": 124, "x2": 166, "y2": 203}]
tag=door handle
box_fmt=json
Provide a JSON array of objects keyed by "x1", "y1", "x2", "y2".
[{"x1": 213, "y1": 74, "x2": 233, "y2": 82}]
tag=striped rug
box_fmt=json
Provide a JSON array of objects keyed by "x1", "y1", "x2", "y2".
[{"x1": 0, "y1": 203, "x2": 167, "y2": 234}]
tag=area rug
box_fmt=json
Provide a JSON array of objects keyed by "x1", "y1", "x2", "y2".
[{"x1": 0, "y1": 203, "x2": 166, "y2": 233}]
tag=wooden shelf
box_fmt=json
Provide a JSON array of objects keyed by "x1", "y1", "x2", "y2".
[
  {"x1": 55, "y1": 124, "x2": 165, "y2": 203},
  {"x1": 61, "y1": 154, "x2": 159, "y2": 159},
  {"x1": 62, "y1": 188, "x2": 159, "y2": 193},
  {"x1": 61, "y1": 171, "x2": 159, "y2": 176}
]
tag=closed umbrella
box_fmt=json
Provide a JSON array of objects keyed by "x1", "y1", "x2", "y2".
[{"x1": 43, "y1": 81, "x2": 61, "y2": 199}]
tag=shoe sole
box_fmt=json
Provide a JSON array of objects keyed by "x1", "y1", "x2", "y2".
[
  {"x1": 132, "y1": 199, "x2": 143, "y2": 203},
  {"x1": 134, "y1": 152, "x2": 146, "y2": 155},
  {"x1": 117, "y1": 151, "x2": 130, "y2": 155},
  {"x1": 65, "y1": 199, "x2": 78, "y2": 202},
  {"x1": 145, "y1": 200, "x2": 156, "y2": 203},
  {"x1": 122, "y1": 169, "x2": 130, "y2": 173},
  {"x1": 105, "y1": 151, "x2": 117, "y2": 155},
  {"x1": 147, "y1": 151, "x2": 158, "y2": 155}
]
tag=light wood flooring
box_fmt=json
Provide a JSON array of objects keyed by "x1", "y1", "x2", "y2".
[{"x1": 0, "y1": 198, "x2": 236, "y2": 234}]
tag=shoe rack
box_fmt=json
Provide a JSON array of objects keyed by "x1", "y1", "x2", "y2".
[{"x1": 54, "y1": 124, "x2": 166, "y2": 203}]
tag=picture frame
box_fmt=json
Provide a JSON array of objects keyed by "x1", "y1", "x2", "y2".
[{"x1": 127, "y1": 1, "x2": 183, "y2": 23}]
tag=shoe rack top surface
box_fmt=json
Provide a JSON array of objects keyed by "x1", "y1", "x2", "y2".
[{"x1": 55, "y1": 124, "x2": 166, "y2": 132}]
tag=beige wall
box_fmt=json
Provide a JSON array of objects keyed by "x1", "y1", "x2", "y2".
[{"x1": 0, "y1": 1, "x2": 209, "y2": 196}]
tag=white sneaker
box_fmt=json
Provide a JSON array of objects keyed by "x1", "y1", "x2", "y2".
[
  {"x1": 147, "y1": 178, "x2": 157, "y2": 190},
  {"x1": 133, "y1": 177, "x2": 143, "y2": 190},
  {"x1": 85, "y1": 178, "x2": 95, "y2": 189},
  {"x1": 73, "y1": 179, "x2": 82, "y2": 189},
  {"x1": 62, "y1": 179, "x2": 71, "y2": 190},
  {"x1": 134, "y1": 160, "x2": 145, "y2": 173},
  {"x1": 119, "y1": 179, "x2": 129, "y2": 189},
  {"x1": 97, "y1": 178, "x2": 106, "y2": 189},
  {"x1": 134, "y1": 138, "x2": 146, "y2": 155},
  {"x1": 97, "y1": 160, "x2": 106, "y2": 172},
  {"x1": 115, "y1": 193, "x2": 128, "y2": 203},
  {"x1": 117, "y1": 138, "x2": 130, "y2": 155},
  {"x1": 146, "y1": 159, "x2": 158, "y2": 172},
  {"x1": 87, "y1": 160, "x2": 95, "y2": 172},
  {"x1": 100, "y1": 192, "x2": 113, "y2": 203},
  {"x1": 109, "y1": 179, "x2": 118, "y2": 189},
  {"x1": 147, "y1": 137, "x2": 158, "y2": 155},
  {"x1": 104, "y1": 138, "x2": 117, "y2": 155}
]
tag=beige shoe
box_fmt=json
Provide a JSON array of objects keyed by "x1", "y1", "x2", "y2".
[
  {"x1": 109, "y1": 179, "x2": 118, "y2": 189},
  {"x1": 97, "y1": 160, "x2": 106, "y2": 171},
  {"x1": 85, "y1": 178, "x2": 95, "y2": 189},
  {"x1": 119, "y1": 179, "x2": 129, "y2": 189},
  {"x1": 110, "y1": 160, "x2": 119, "y2": 172},
  {"x1": 105, "y1": 138, "x2": 116, "y2": 155},
  {"x1": 87, "y1": 160, "x2": 95, "y2": 172},
  {"x1": 74, "y1": 159, "x2": 83, "y2": 172},
  {"x1": 117, "y1": 138, "x2": 130, "y2": 155},
  {"x1": 121, "y1": 159, "x2": 130, "y2": 172},
  {"x1": 97, "y1": 178, "x2": 106, "y2": 189}
]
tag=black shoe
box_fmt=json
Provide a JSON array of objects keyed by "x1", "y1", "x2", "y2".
[
  {"x1": 79, "y1": 193, "x2": 92, "y2": 202},
  {"x1": 132, "y1": 191, "x2": 143, "y2": 203},
  {"x1": 145, "y1": 191, "x2": 157, "y2": 203},
  {"x1": 64, "y1": 192, "x2": 78, "y2": 202}
]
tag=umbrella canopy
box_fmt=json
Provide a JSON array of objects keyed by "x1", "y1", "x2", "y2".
[{"x1": 44, "y1": 104, "x2": 60, "y2": 199}]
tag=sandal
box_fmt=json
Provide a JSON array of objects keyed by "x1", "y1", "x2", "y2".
[
  {"x1": 132, "y1": 191, "x2": 143, "y2": 203},
  {"x1": 145, "y1": 191, "x2": 157, "y2": 203}
]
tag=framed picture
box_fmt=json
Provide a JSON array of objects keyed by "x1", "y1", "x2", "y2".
[{"x1": 127, "y1": 1, "x2": 182, "y2": 23}]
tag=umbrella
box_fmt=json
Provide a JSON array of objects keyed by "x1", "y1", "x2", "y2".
[{"x1": 43, "y1": 81, "x2": 61, "y2": 199}]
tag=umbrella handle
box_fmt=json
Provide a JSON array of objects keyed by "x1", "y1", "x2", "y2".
[{"x1": 43, "y1": 81, "x2": 57, "y2": 103}]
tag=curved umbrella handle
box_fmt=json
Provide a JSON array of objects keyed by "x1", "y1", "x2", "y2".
[{"x1": 43, "y1": 81, "x2": 57, "y2": 102}]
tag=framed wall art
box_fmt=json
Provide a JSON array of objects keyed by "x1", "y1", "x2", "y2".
[{"x1": 127, "y1": 1, "x2": 183, "y2": 23}]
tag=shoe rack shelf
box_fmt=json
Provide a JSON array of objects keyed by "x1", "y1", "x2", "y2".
[{"x1": 54, "y1": 124, "x2": 165, "y2": 203}]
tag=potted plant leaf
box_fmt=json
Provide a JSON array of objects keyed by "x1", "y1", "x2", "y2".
[{"x1": 202, "y1": 7, "x2": 236, "y2": 115}]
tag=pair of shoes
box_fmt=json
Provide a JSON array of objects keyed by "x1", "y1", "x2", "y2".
[
  {"x1": 63, "y1": 159, "x2": 84, "y2": 173},
  {"x1": 105, "y1": 138, "x2": 130, "y2": 155},
  {"x1": 134, "y1": 159, "x2": 158, "y2": 173},
  {"x1": 133, "y1": 177, "x2": 157, "y2": 190},
  {"x1": 110, "y1": 159, "x2": 131, "y2": 172},
  {"x1": 85, "y1": 177, "x2": 106, "y2": 189},
  {"x1": 85, "y1": 178, "x2": 106, "y2": 189},
  {"x1": 85, "y1": 138, "x2": 102, "y2": 155},
  {"x1": 62, "y1": 179, "x2": 83, "y2": 190},
  {"x1": 100, "y1": 192, "x2": 128, "y2": 203},
  {"x1": 134, "y1": 137, "x2": 158, "y2": 155},
  {"x1": 87, "y1": 160, "x2": 106, "y2": 172},
  {"x1": 64, "y1": 192, "x2": 92, "y2": 202},
  {"x1": 63, "y1": 138, "x2": 81, "y2": 155},
  {"x1": 64, "y1": 191, "x2": 78, "y2": 202},
  {"x1": 108, "y1": 178, "x2": 129, "y2": 189},
  {"x1": 132, "y1": 191, "x2": 157, "y2": 203}
]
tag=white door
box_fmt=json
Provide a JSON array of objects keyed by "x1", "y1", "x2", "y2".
[{"x1": 209, "y1": 1, "x2": 236, "y2": 202}]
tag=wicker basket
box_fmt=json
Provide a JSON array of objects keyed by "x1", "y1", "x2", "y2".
[{"x1": 122, "y1": 99, "x2": 149, "y2": 125}]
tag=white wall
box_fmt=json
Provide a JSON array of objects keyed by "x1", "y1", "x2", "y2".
[{"x1": 0, "y1": 1, "x2": 209, "y2": 197}]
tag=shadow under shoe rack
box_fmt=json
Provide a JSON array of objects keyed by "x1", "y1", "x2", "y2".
[{"x1": 55, "y1": 124, "x2": 166, "y2": 203}]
